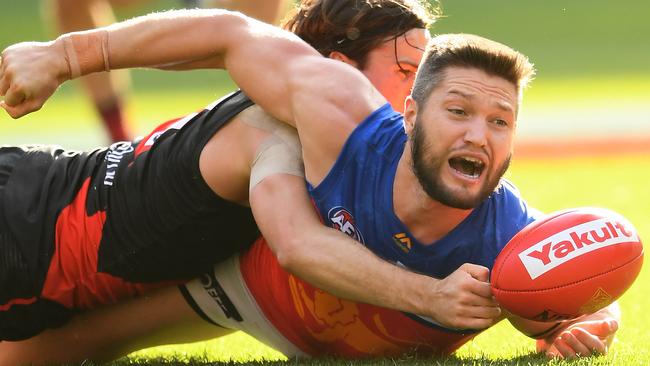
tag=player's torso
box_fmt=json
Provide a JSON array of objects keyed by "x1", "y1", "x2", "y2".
[
  {"x1": 9, "y1": 91, "x2": 261, "y2": 309},
  {"x1": 239, "y1": 105, "x2": 537, "y2": 357},
  {"x1": 306, "y1": 105, "x2": 532, "y2": 276}
]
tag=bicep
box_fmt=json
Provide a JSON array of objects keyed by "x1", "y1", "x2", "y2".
[{"x1": 219, "y1": 20, "x2": 385, "y2": 183}]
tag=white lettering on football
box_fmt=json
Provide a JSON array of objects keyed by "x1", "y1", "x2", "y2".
[{"x1": 518, "y1": 218, "x2": 638, "y2": 279}]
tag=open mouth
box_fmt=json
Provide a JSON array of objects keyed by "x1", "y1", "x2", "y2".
[{"x1": 448, "y1": 156, "x2": 485, "y2": 179}]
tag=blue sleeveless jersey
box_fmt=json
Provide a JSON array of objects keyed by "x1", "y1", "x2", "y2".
[{"x1": 308, "y1": 104, "x2": 540, "y2": 278}]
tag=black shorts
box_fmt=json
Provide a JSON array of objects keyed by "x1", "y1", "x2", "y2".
[
  {"x1": 0, "y1": 146, "x2": 73, "y2": 341},
  {"x1": 0, "y1": 91, "x2": 260, "y2": 341}
]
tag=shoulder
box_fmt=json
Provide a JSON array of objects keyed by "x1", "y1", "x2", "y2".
[
  {"x1": 289, "y1": 57, "x2": 387, "y2": 133},
  {"x1": 493, "y1": 179, "x2": 540, "y2": 217},
  {"x1": 482, "y1": 179, "x2": 543, "y2": 234}
]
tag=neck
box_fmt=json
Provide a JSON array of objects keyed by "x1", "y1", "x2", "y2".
[{"x1": 393, "y1": 149, "x2": 473, "y2": 244}]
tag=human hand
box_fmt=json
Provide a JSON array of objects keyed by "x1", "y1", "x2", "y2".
[
  {"x1": 428, "y1": 263, "x2": 501, "y2": 330},
  {"x1": 537, "y1": 316, "x2": 618, "y2": 359},
  {"x1": 0, "y1": 39, "x2": 70, "y2": 118}
]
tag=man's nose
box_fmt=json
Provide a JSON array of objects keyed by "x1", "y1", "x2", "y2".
[{"x1": 463, "y1": 118, "x2": 488, "y2": 148}]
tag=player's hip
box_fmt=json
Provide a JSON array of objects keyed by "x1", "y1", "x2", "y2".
[{"x1": 181, "y1": 254, "x2": 306, "y2": 357}]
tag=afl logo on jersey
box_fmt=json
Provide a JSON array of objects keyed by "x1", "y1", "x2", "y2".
[{"x1": 328, "y1": 207, "x2": 365, "y2": 244}]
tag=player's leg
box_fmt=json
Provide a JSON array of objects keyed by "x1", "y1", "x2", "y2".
[
  {"x1": 201, "y1": 0, "x2": 291, "y2": 24},
  {"x1": 46, "y1": 0, "x2": 132, "y2": 142},
  {"x1": 182, "y1": 253, "x2": 304, "y2": 356},
  {"x1": 0, "y1": 286, "x2": 232, "y2": 365},
  {"x1": 0, "y1": 146, "x2": 78, "y2": 344}
]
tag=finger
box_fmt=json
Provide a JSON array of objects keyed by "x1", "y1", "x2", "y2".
[
  {"x1": 1, "y1": 100, "x2": 18, "y2": 118},
  {"x1": 1, "y1": 99, "x2": 35, "y2": 119},
  {"x1": 468, "y1": 304, "x2": 501, "y2": 320},
  {"x1": 592, "y1": 319, "x2": 618, "y2": 338},
  {"x1": 467, "y1": 293, "x2": 499, "y2": 308},
  {"x1": 573, "y1": 319, "x2": 619, "y2": 338},
  {"x1": 553, "y1": 336, "x2": 579, "y2": 359},
  {"x1": 560, "y1": 330, "x2": 593, "y2": 357},
  {"x1": 546, "y1": 350, "x2": 562, "y2": 359},
  {"x1": 570, "y1": 327, "x2": 607, "y2": 354},
  {"x1": 545, "y1": 344, "x2": 563, "y2": 359},
  {"x1": 461, "y1": 263, "x2": 490, "y2": 282},
  {"x1": 0, "y1": 100, "x2": 11, "y2": 116},
  {"x1": 469, "y1": 279, "x2": 495, "y2": 299},
  {"x1": 3, "y1": 84, "x2": 26, "y2": 107},
  {"x1": 456, "y1": 316, "x2": 496, "y2": 330},
  {"x1": 463, "y1": 298, "x2": 501, "y2": 315},
  {"x1": 0, "y1": 75, "x2": 8, "y2": 97}
]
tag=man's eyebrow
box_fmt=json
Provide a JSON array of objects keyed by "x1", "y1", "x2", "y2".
[
  {"x1": 495, "y1": 100, "x2": 514, "y2": 113},
  {"x1": 396, "y1": 58, "x2": 419, "y2": 68},
  {"x1": 447, "y1": 89, "x2": 514, "y2": 112},
  {"x1": 447, "y1": 89, "x2": 473, "y2": 99}
]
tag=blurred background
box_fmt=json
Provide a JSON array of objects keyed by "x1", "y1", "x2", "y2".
[{"x1": 1, "y1": 0, "x2": 648, "y2": 151}]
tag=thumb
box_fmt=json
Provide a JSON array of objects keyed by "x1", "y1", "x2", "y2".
[
  {"x1": 1, "y1": 100, "x2": 18, "y2": 118},
  {"x1": 1, "y1": 99, "x2": 34, "y2": 119},
  {"x1": 3, "y1": 84, "x2": 26, "y2": 107},
  {"x1": 460, "y1": 263, "x2": 490, "y2": 282}
]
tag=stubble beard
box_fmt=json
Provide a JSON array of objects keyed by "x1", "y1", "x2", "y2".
[{"x1": 409, "y1": 120, "x2": 511, "y2": 209}]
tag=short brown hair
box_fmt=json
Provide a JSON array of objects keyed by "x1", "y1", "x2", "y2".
[
  {"x1": 282, "y1": 0, "x2": 437, "y2": 68},
  {"x1": 411, "y1": 34, "x2": 535, "y2": 107}
]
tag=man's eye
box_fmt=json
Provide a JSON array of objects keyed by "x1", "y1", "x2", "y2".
[
  {"x1": 448, "y1": 108, "x2": 465, "y2": 116},
  {"x1": 494, "y1": 119, "x2": 508, "y2": 126},
  {"x1": 398, "y1": 69, "x2": 414, "y2": 78}
]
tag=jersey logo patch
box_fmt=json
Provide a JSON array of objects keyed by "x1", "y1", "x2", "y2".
[
  {"x1": 199, "y1": 271, "x2": 243, "y2": 322},
  {"x1": 103, "y1": 141, "x2": 134, "y2": 186},
  {"x1": 392, "y1": 233, "x2": 412, "y2": 253},
  {"x1": 327, "y1": 207, "x2": 364, "y2": 244}
]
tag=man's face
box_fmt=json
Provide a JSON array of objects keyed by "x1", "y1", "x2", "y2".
[
  {"x1": 361, "y1": 28, "x2": 429, "y2": 113},
  {"x1": 407, "y1": 66, "x2": 518, "y2": 209}
]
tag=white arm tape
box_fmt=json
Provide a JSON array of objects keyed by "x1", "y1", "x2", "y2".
[{"x1": 241, "y1": 106, "x2": 305, "y2": 192}]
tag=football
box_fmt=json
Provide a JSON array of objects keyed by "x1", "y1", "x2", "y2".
[{"x1": 491, "y1": 207, "x2": 643, "y2": 322}]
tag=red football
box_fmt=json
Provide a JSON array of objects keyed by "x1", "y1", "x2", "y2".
[{"x1": 491, "y1": 207, "x2": 643, "y2": 321}]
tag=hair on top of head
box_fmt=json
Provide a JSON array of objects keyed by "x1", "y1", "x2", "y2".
[
  {"x1": 411, "y1": 33, "x2": 536, "y2": 107},
  {"x1": 282, "y1": 0, "x2": 439, "y2": 69}
]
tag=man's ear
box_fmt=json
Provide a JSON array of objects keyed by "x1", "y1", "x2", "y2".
[
  {"x1": 403, "y1": 96, "x2": 418, "y2": 135},
  {"x1": 328, "y1": 51, "x2": 359, "y2": 68}
]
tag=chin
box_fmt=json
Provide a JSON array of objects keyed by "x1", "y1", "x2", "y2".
[{"x1": 431, "y1": 178, "x2": 495, "y2": 209}]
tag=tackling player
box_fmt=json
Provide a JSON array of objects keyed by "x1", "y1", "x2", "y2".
[{"x1": 0, "y1": 0, "x2": 479, "y2": 350}]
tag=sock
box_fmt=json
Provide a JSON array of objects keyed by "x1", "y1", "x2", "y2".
[{"x1": 98, "y1": 99, "x2": 130, "y2": 143}]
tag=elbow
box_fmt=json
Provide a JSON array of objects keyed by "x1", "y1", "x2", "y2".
[{"x1": 273, "y1": 235, "x2": 306, "y2": 272}]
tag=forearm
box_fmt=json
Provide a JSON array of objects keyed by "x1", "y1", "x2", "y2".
[
  {"x1": 251, "y1": 174, "x2": 434, "y2": 316},
  {"x1": 281, "y1": 224, "x2": 433, "y2": 316},
  {"x1": 52, "y1": 9, "x2": 241, "y2": 79},
  {"x1": 58, "y1": 8, "x2": 311, "y2": 122}
]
